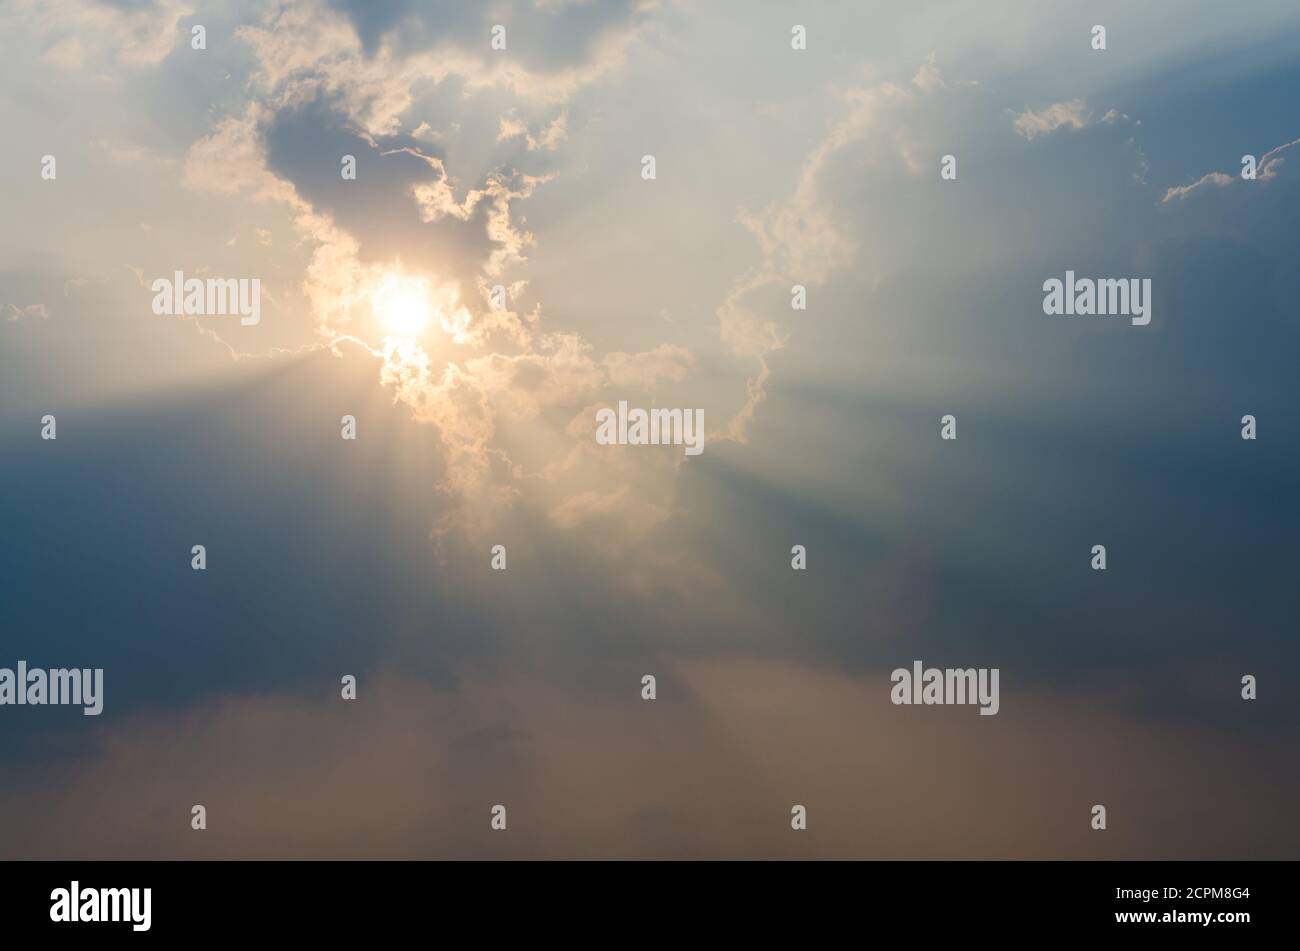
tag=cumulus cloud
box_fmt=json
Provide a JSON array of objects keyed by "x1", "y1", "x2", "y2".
[
  {"x1": 232, "y1": 160, "x2": 684, "y2": 542},
  {"x1": 164, "y1": 0, "x2": 704, "y2": 544},
  {"x1": 375, "y1": 332, "x2": 696, "y2": 540}
]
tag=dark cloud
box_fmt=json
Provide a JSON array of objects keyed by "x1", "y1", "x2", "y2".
[{"x1": 263, "y1": 97, "x2": 500, "y2": 295}]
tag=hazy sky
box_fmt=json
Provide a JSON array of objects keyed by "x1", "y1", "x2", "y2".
[{"x1": 1, "y1": 0, "x2": 1298, "y2": 858}]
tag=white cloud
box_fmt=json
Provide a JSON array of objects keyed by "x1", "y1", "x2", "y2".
[
  {"x1": 3, "y1": 303, "x2": 49, "y2": 322},
  {"x1": 1162, "y1": 136, "x2": 1300, "y2": 202},
  {"x1": 1161, "y1": 171, "x2": 1234, "y2": 203},
  {"x1": 232, "y1": 0, "x2": 652, "y2": 137},
  {"x1": 498, "y1": 112, "x2": 569, "y2": 151},
  {"x1": 1012, "y1": 98, "x2": 1092, "y2": 141},
  {"x1": 179, "y1": 70, "x2": 697, "y2": 543}
]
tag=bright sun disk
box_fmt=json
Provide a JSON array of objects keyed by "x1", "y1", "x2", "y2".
[{"x1": 371, "y1": 272, "x2": 432, "y2": 339}]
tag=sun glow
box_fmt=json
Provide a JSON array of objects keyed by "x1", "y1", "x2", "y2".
[{"x1": 371, "y1": 272, "x2": 432, "y2": 339}]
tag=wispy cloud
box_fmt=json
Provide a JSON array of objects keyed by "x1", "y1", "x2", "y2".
[{"x1": 1162, "y1": 135, "x2": 1300, "y2": 202}]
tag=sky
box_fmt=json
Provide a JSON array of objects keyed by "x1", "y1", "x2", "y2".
[{"x1": 1, "y1": 0, "x2": 1298, "y2": 859}]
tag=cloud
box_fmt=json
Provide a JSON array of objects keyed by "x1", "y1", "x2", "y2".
[
  {"x1": 1012, "y1": 98, "x2": 1093, "y2": 140},
  {"x1": 715, "y1": 58, "x2": 973, "y2": 442},
  {"x1": 167, "y1": 3, "x2": 703, "y2": 542},
  {"x1": 1162, "y1": 135, "x2": 1300, "y2": 202},
  {"x1": 602, "y1": 343, "x2": 693, "y2": 389},
  {"x1": 377, "y1": 333, "x2": 697, "y2": 540},
  {"x1": 4, "y1": 0, "x2": 1300, "y2": 863},
  {"x1": 411, "y1": 167, "x2": 551, "y2": 279},
  {"x1": 17, "y1": 0, "x2": 193, "y2": 69},
  {"x1": 912, "y1": 50, "x2": 977, "y2": 93},
  {"x1": 183, "y1": 105, "x2": 307, "y2": 208},
  {"x1": 3, "y1": 302, "x2": 49, "y2": 322},
  {"x1": 235, "y1": 0, "x2": 654, "y2": 137},
  {"x1": 1161, "y1": 170, "x2": 1234, "y2": 203},
  {"x1": 548, "y1": 485, "x2": 635, "y2": 530},
  {"x1": 498, "y1": 112, "x2": 569, "y2": 151}
]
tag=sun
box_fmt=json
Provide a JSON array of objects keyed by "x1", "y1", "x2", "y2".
[{"x1": 371, "y1": 272, "x2": 432, "y2": 339}]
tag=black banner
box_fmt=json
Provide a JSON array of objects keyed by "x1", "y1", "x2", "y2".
[{"x1": 0, "y1": 860, "x2": 1283, "y2": 939}]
